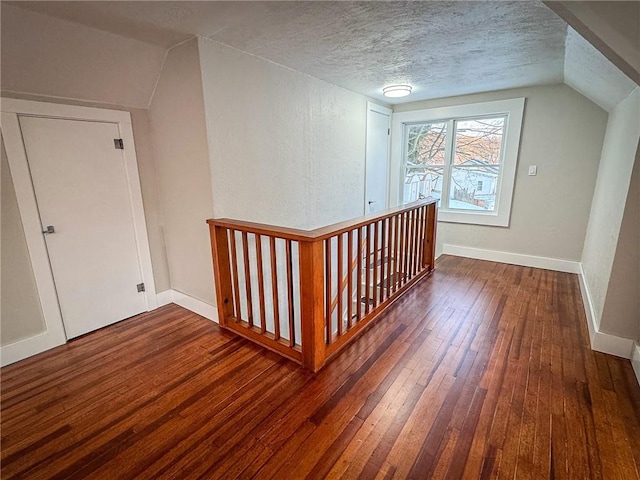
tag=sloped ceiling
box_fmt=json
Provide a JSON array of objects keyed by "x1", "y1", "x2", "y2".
[{"x1": 3, "y1": 1, "x2": 636, "y2": 110}]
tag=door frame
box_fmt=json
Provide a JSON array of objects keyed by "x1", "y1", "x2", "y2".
[
  {"x1": 1, "y1": 99, "x2": 158, "y2": 364},
  {"x1": 364, "y1": 102, "x2": 393, "y2": 213}
]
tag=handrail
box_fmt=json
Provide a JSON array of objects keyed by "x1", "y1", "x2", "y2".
[
  {"x1": 207, "y1": 198, "x2": 436, "y2": 242},
  {"x1": 207, "y1": 198, "x2": 437, "y2": 372}
]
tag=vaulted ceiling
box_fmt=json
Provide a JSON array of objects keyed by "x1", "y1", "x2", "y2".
[{"x1": 4, "y1": 1, "x2": 637, "y2": 110}]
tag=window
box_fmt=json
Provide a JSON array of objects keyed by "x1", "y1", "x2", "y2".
[{"x1": 390, "y1": 98, "x2": 525, "y2": 227}]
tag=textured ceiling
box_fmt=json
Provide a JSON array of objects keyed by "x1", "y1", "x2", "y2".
[{"x1": 6, "y1": 1, "x2": 634, "y2": 107}]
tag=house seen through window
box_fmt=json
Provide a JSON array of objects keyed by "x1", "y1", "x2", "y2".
[
  {"x1": 392, "y1": 98, "x2": 524, "y2": 227},
  {"x1": 403, "y1": 116, "x2": 505, "y2": 212}
]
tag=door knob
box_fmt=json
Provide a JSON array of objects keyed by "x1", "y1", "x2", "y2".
[
  {"x1": 42, "y1": 225, "x2": 55, "y2": 234},
  {"x1": 368, "y1": 200, "x2": 375, "y2": 205}
]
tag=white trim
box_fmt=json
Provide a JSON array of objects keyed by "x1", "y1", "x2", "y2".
[
  {"x1": 632, "y1": 343, "x2": 640, "y2": 386},
  {"x1": 390, "y1": 97, "x2": 525, "y2": 227},
  {"x1": 442, "y1": 244, "x2": 581, "y2": 273},
  {"x1": 0, "y1": 289, "x2": 216, "y2": 366},
  {"x1": 1, "y1": 99, "x2": 157, "y2": 348},
  {"x1": 1, "y1": 113, "x2": 68, "y2": 350},
  {"x1": 577, "y1": 264, "x2": 636, "y2": 359},
  {"x1": 156, "y1": 290, "x2": 173, "y2": 307},
  {"x1": 170, "y1": 290, "x2": 218, "y2": 322},
  {"x1": 0, "y1": 331, "x2": 63, "y2": 367},
  {"x1": 1, "y1": 98, "x2": 132, "y2": 124}
]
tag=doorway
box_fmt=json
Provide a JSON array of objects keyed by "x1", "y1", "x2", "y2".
[
  {"x1": 2, "y1": 99, "x2": 157, "y2": 360},
  {"x1": 364, "y1": 102, "x2": 392, "y2": 214}
]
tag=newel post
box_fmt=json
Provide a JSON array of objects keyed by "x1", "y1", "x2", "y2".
[
  {"x1": 423, "y1": 203, "x2": 438, "y2": 271},
  {"x1": 299, "y1": 239, "x2": 326, "y2": 372},
  {"x1": 208, "y1": 222, "x2": 234, "y2": 328}
]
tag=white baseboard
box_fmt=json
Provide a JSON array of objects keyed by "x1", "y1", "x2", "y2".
[
  {"x1": 169, "y1": 290, "x2": 218, "y2": 323},
  {"x1": 441, "y1": 244, "x2": 581, "y2": 274},
  {"x1": 156, "y1": 290, "x2": 173, "y2": 307},
  {"x1": 1, "y1": 289, "x2": 218, "y2": 367},
  {"x1": 0, "y1": 329, "x2": 65, "y2": 367},
  {"x1": 632, "y1": 344, "x2": 640, "y2": 385},
  {"x1": 578, "y1": 264, "x2": 635, "y2": 360}
]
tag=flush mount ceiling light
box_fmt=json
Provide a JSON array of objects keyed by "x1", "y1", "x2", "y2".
[{"x1": 382, "y1": 84, "x2": 412, "y2": 98}]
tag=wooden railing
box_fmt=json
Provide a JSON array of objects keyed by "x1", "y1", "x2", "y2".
[{"x1": 207, "y1": 198, "x2": 437, "y2": 372}]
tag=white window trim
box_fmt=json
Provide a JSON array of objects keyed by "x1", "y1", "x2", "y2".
[{"x1": 390, "y1": 97, "x2": 525, "y2": 227}]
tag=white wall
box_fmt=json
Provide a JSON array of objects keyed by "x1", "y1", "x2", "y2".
[
  {"x1": 148, "y1": 39, "x2": 215, "y2": 305},
  {"x1": 0, "y1": 4, "x2": 166, "y2": 108},
  {"x1": 394, "y1": 84, "x2": 608, "y2": 262},
  {"x1": 600, "y1": 151, "x2": 639, "y2": 341},
  {"x1": 198, "y1": 38, "x2": 370, "y2": 231},
  {"x1": 582, "y1": 88, "x2": 640, "y2": 338}
]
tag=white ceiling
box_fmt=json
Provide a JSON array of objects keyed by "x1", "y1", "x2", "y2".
[{"x1": 5, "y1": 1, "x2": 636, "y2": 108}]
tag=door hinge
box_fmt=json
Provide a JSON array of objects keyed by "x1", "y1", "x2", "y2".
[
  {"x1": 388, "y1": 128, "x2": 390, "y2": 135},
  {"x1": 114, "y1": 139, "x2": 124, "y2": 149},
  {"x1": 137, "y1": 283, "x2": 145, "y2": 293}
]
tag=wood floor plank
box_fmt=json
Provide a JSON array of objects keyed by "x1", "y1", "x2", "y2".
[{"x1": 2, "y1": 256, "x2": 639, "y2": 479}]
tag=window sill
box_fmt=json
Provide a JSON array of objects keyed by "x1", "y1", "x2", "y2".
[{"x1": 437, "y1": 209, "x2": 510, "y2": 227}]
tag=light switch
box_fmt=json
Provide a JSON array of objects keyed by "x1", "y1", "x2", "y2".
[{"x1": 528, "y1": 165, "x2": 537, "y2": 176}]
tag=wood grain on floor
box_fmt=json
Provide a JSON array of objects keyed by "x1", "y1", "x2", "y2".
[{"x1": 2, "y1": 255, "x2": 639, "y2": 479}]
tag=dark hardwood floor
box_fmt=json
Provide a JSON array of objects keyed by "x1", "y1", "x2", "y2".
[{"x1": 2, "y1": 255, "x2": 640, "y2": 479}]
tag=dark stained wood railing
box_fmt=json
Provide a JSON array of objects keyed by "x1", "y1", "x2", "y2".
[{"x1": 207, "y1": 198, "x2": 437, "y2": 372}]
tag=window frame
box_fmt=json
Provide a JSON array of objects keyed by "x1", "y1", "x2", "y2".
[{"x1": 390, "y1": 98, "x2": 525, "y2": 227}]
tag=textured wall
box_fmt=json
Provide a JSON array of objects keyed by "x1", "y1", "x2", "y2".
[
  {"x1": 582, "y1": 87, "x2": 640, "y2": 336},
  {"x1": 394, "y1": 84, "x2": 608, "y2": 262},
  {"x1": 1, "y1": 137, "x2": 47, "y2": 345},
  {"x1": 198, "y1": 37, "x2": 368, "y2": 231},
  {"x1": 148, "y1": 39, "x2": 215, "y2": 305}
]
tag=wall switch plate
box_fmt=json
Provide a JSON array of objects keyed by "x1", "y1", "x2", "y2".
[{"x1": 528, "y1": 165, "x2": 537, "y2": 176}]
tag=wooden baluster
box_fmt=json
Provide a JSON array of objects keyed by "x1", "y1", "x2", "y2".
[
  {"x1": 229, "y1": 230, "x2": 242, "y2": 321},
  {"x1": 392, "y1": 213, "x2": 400, "y2": 294},
  {"x1": 255, "y1": 234, "x2": 267, "y2": 333},
  {"x1": 413, "y1": 209, "x2": 420, "y2": 277},
  {"x1": 400, "y1": 212, "x2": 407, "y2": 287},
  {"x1": 336, "y1": 234, "x2": 343, "y2": 336},
  {"x1": 415, "y1": 207, "x2": 424, "y2": 274},
  {"x1": 285, "y1": 240, "x2": 296, "y2": 347},
  {"x1": 407, "y1": 210, "x2": 413, "y2": 280},
  {"x1": 242, "y1": 231, "x2": 253, "y2": 327},
  {"x1": 299, "y1": 239, "x2": 326, "y2": 372},
  {"x1": 372, "y1": 221, "x2": 379, "y2": 308},
  {"x1": 325, "y1": 238, "x2": 332, "y2": 343},
  {"x1": 356, "y1": 227, "x2": 362, "y2": 322},
  {"x1": 365, "y1": 224, "x2": 372, "y2": 314},
  {"x1": 409, "y1": 208, "x2": 417, "y2": 278},
  {"x1": 210, "y1": 225, "x2": 233, "y2": 328},
  {"x1": 347, "y1": 230, "x2": 353, "y2": 329},
  {"x1": 383, "y1": 218, "x2": 390, "y2": 301},
  {"x1": 269, "y1": 236, "x2": 280, "y2": 341},
  {"x1": 419, "y1": 206, "x2": 427, "y2": 272}
]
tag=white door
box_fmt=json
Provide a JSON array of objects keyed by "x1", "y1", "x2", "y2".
[
  {"x1": 19, "y1": 116, "x2": 147, "y2": 339},
  {"x1": 365, "y1": 103, "x2": 392, "y2": 213}
]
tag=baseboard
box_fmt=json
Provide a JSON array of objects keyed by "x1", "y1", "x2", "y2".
[
  {"x1": 169, "y1": 290, "x2": 218, "y2": 323},
  {"x1": 156, "y1": 290, "x2": 173, "y2": 307},
  {"x1": 578, "y1": 264, "x2": 635, "y2": 359},
  {"x1": 632, "y1": 344, "x2": 640, "y2": 385},
  {"x1": 0, "y1": 329, "x2": 65, "y2": 367},
  {"x1": 1, "y1": 289, "x2": 217, "y2": 367},
  {"x1": 441, "y1": 244, "x2": 581, "y2": 274}
]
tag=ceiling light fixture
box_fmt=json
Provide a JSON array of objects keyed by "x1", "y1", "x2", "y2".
[{"x1": 382, "y1": 84, "x2": 412, "y2": 98}]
